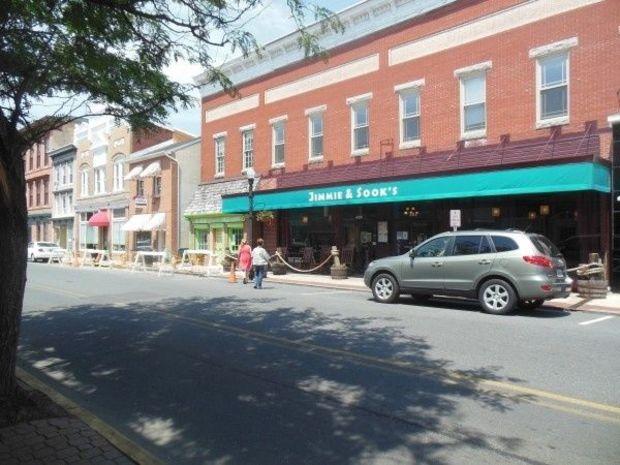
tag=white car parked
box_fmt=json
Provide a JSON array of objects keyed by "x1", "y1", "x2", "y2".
[{"x1": 28, "y1": 242, "x2": 65, "y2": 262}]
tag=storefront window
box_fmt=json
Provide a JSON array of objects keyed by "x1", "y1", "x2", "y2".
[
  {"x1": 228, "y1": 227, "x2": 244, "y2": 252},
  {"x1": 195, "y1": 229, "x2": 209, "y2": 249}
]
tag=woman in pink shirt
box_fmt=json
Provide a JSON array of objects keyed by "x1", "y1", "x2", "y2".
[{"x1": 238, "y1": 239, "x2": 252, "y2": 284}]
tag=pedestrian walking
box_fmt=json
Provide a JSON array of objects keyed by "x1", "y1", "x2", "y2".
[
  {"x1": 251, "y1": 238, "x2": 271, "y2": 289},
  {"x1": 238, "y1": 239, "x2": 252, "y2": 284}
]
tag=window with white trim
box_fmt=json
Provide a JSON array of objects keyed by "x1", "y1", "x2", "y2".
[
  {"x1": 399, "y1": 91, "x2": 421, "y2": 146},
  {"x1": 113, "y1": 159, "x2": 124, "y2": 191},
  {"x1": 94, "y1": 167, "x2": 106, "y2": 194},
  {"x1": 80, "y1": 168, "x2": 89, "y2": 197},
  {"x1": 537, "y1": 53, "x2": 568, "y2": 123},
  {"x1": 460, "y1": 73, "x2": 486, "y2": 136},
  {"x1": 272, "y1": 121, "x2": 285, "y2": 166},
  {"x1": 242, "y1": 129, "x2": 254, "y2": 170},
  {"x1": 214, "y1": 137, "x2": 225, "y2": 176},
  {"x1": 309, "y1": 113, "x2": 324, "y2": 159},
  {"x1": 351, "y1": 101, "x2": 369, "y2": 154}
]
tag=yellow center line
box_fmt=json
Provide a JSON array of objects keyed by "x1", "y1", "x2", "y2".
[
  {"x1": 138, "y1": 307, "x2": 620, "y2": 420},
  {"x1": 28, "y1": 284, "x2": 87, "y2": 299}
]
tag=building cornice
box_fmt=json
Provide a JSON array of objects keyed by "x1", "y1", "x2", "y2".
[{"x1": 194, "y1": 0, "x2": 457, "y2": 98}]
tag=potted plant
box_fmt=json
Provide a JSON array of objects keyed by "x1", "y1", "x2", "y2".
[{"x1": 256, "y1": 210, "x2": 276, "y2": 226}]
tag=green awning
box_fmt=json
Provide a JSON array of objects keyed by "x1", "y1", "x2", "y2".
[{"x1": 222, "y1": 162, "x2": 610, "y2": 213}]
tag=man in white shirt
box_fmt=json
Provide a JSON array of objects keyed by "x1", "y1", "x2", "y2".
[{"x1": 251, "y1": 238, "x2": 271, "y2": 289}]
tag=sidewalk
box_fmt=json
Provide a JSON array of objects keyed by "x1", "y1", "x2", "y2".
[
  {"x1": 265, "y1": 273, "x2": 620, "y2": 315},
  {"x1": 0, "y1": 369, "x2": 162, "y2": 465}
]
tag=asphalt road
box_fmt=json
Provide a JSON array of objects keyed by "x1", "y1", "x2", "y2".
[{"x1": 20, "y1": 263, "x2": 620, "y2": 465}]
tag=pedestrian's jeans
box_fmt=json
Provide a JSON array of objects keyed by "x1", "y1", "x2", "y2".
[{"x1": 254, "y1": 265, "x2": 266, "y2": 288}]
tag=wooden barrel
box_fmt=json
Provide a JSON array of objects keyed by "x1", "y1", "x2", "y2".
[
  {"x1": 330, "y1": 265, "x2": 348, "y2": 280},
  {"x1": 577, "y1": 279, "x2": 608, "y2": 299},
  {"x1": 271, "y1": 262, "x2": 287, "y2": 275}
]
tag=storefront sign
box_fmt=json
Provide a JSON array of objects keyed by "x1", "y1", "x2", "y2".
[
  {"x1": 308, "y1": 186, "x2": 399, "y2": 203},
  {"x1": 222, "y1": 162, "x2": 610, "y2": 213}
]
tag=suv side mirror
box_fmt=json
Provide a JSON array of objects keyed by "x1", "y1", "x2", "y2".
[{"x1": 409, "y1": 249, "x2": 416, "y2": 258}]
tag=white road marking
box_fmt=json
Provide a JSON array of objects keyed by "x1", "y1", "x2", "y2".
[{"x1": 578, "y1": 316, "x2": 614, "y2": 326}]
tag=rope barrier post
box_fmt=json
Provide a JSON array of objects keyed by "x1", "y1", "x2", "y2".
[
  {"x1": 330, "y1": 246, "x2": 348, "y2": 280},
  {"x1": 228, "y1": 256, "x2": 237, "y2": 283}
]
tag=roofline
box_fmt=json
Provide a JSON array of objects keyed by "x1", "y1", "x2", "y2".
[
  {"x1": 129, "y1": 137, "x2": 200, "y2": 163},
  {"x1": 194, "y1": 0, "x2": 458, "y2": 98}
]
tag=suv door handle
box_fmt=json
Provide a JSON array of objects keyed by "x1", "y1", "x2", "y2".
[
  {"x1": 478, "y1": 259, "x2": 491, "y2": 265},
  {"x1": 432, "y1": 261, "x2": 443, "y2": 267}
]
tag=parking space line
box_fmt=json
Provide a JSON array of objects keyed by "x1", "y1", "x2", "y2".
[
  {"x1": 578, "y1": 316, "x2": 615, "y2": 326},
  {"x1": 296, "y1": 290, "x2": 355, "y2": 296}
]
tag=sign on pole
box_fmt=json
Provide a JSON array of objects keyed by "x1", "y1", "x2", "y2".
[{"x1": 450, "y1": 209, "x2": 461, "y2": 231}]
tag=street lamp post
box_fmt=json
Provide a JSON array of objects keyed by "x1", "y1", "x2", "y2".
[{"x1": 246, "y1": 167, "x2": 256, "y2": 245}]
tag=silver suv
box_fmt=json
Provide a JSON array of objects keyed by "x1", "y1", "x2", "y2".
[{"x1": 364, "y1": 230, "x2": 572, "y2": 314}]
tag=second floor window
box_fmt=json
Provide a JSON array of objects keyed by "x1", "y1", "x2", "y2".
[
  {"x1": 136, "y1": 179, "x2": 144, "y2": 197},
  {"x1": 399, "y1": 91, "x2": 421, "y2": 145},
  {"x1": 242, "y1": 129, "x2": 254, "y2": 171},
  {"x1": 29, "y1": 150, "x2": 33, "y2": 171},
  {"x1": 351, "y1": 101, "x2": 369, "y2": 154},
  {"x1": 153, "y1": 176, "x2": 162, "y2": 197},
  {"x1": 215, "y1": 137, "x2": 225, "y2": 176},
  {"x1": 36, "y1": 180, "x2": 41, "y2": 205},
  {"x1": 81, "y1": 169, "x2": 89, "y2": 197},
  {"x1": 28, "y1": 182, "x2": 33, "y2": 207},
  {"x1": 309, "y1": 113, "x2": 324, "y2": 159},
  {"x1": 538, "y1": 53, "x2": 568, "y2": 122},
  {"x1": 461, "y1": 73, "x2": 486, "y2": 136},
  {"x1": 272, "y1": 121, "x2": 285, "y2": 166},
  {"x1": 94, "y1": 167, "x2": 105, "y2": 194},
  {"x1": 113, "y1": 160, "x2": 124, "y2": 191},
  {"x1": 43, "y1": 179, "x2": 48, "y2": 205}
]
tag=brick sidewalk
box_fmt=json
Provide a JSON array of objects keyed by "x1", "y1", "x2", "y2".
[{"x1": 0, "y1": 417, "x2": 135, "y2": 465}]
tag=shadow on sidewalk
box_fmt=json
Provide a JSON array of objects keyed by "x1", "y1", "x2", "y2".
[{"x1": 19, "y1": 296, "x2": 542, "y2": 465}]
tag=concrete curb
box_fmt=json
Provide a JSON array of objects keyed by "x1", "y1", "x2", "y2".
[{"x1": 16, "y1": 366, "x2": 166, "y2": 465}]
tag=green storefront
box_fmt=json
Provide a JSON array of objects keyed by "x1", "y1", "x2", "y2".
[
  {"x1": 185, "y1": 212, "x2": 246, "y2": 254},
  {"x1": 222, "y1": 162, "x2": 611, "y2": 271}
]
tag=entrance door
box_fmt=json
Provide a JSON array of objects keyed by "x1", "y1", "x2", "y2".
[
  {"x1": 442, "y1": 235, "x2": 495, "y2": 294},
  {"x1": 401, "y1": 236, "x2": 452, "y2": 292}
]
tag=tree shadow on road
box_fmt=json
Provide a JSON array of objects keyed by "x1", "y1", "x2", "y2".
[{"x1": 19, "y1": 296, "x2": 546, "y2": 465}]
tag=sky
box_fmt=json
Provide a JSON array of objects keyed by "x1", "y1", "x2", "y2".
[
  {"x1": 29, "y1": 0, "x2": 358, "y2": 136},
  {"x1": 164, "y1": 0, "x2": 357, "y2": 135}
]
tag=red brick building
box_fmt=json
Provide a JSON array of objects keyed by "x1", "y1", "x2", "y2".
[
  {"x1": 194, "y1": 0, "x2": 620, "y2": 286},
  {"x1": 24, "y1": 136, "x2": 52, "y2": 243}
]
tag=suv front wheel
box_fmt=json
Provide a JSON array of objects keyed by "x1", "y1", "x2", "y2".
[
  {"x1": 479, "y1": 279, "x2": 517, "y2": 315},
  {"x1": 372, "y1": 273, "x2": 400, "y2": 303}
]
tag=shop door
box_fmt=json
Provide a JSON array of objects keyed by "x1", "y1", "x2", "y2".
[
  {"x1": 401, "y1": 236, "x2": 451, "y2": 291},
  {"x1": 443, "y1": 235, "x2": 495, "y2": 293}
]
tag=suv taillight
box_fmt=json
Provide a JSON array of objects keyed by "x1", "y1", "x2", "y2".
[{"x1": 523, "y1": 255, "x2": 553, "y2": 268}]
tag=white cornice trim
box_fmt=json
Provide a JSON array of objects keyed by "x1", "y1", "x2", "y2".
[
  {"x1": 529, "y1": 36, "x2": 579, "y2": 58},
  {"x1": 304, "y1": 104, "x2": 327, "y2": 116},
  {"x1": 268, "y1": 115, "x2": 288, "y2": 124},
  {"x1": 239, "y1": 123, "x2": 256, "y2": 132},
  {"x1": 454, "y1": 61, "x2": 492, "y2": 77},
  {"x1": 195, "y1": 0, "x2": 458, "y2": 98},
  {"x1": 394, "y1": 78, "x2": 425, "y2": 92},
  {"x1": 346, "y1": 92, "x2": 373, "y2": 105}
]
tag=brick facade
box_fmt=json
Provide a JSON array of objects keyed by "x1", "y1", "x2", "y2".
[{"x1": 199, "y1": 0, "x2": 619, "y2": 183}]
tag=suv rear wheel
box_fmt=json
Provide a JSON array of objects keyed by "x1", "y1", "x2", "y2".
[
  {"x1": 479, "y1": 279, "x2": 517, "y2": 315},
  {"x1": 372, "y1": 273, "x2": 400, "y2": 303}
]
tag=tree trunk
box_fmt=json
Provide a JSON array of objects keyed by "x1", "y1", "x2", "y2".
[{"x1": 0, "y1": 147, "x2": 28, "y2": 397}]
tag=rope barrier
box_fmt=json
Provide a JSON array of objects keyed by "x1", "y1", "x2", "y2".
[{"x1": 272, "y1": 251, "x2": 334, "y2": 273}]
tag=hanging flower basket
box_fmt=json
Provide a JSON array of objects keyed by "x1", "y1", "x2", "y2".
[{"x1": 256, "y1": 210, "x2": 276, "y2": 225}]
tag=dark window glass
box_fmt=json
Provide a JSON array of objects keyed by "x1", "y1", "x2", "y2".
[
  {"x1": 491, "y1": 235, "x2": 519, "y2": 252},
  {"x1": 480, "y1": 235, "x2": 493, "y2": 254},
  {"x1": 452, "y1": 235, "x2": 483, "y2": 256},
  {"x1": 529, "y1": 234, "x2": 561, "y2": 257},
  {"x1": 416, "y1": 237, "x2": 450, "y2": 257}
]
